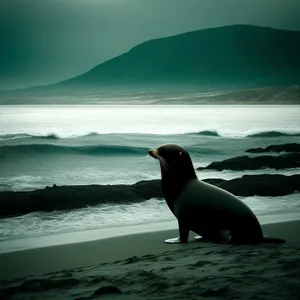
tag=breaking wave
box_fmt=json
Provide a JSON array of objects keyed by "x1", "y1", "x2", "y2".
[
  {"x1": 1, "y1": 130, "x2": 300, "y2": 141},
  {"x1": 247, "y1": 131, "x2": 300, "y2": 138},
  {"x1": 0, "y1": 144, "x2": 149, "y2": 156},
  {"x1": 0, "y1": 133, "x2": 59, "y2": 141}
]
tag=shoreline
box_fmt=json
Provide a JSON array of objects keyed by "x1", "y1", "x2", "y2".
[
  {"x1": 1, "y1": 212, "x2": 300, "y2": 254},
  {"x1": 0, "y1": 219, "x2": 299, "y2": 281}
]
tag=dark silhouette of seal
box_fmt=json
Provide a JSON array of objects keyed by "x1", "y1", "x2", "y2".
[{"x1": 149, "y1": 144, "x2": 286, "y2": 244}]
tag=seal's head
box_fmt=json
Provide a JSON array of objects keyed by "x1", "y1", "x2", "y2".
[{"x1": 149, "y1": 144, "x2": 196, "y2": 194}]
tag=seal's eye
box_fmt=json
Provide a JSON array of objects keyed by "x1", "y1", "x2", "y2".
[{"x1": 179, "y1": 151, "x2": 182, "y2": 156}]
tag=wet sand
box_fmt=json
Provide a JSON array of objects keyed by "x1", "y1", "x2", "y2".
[{"x1": 0, "y1": 220, "x2": 299, "y2": 299}]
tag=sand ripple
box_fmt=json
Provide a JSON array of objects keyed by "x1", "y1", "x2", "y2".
[{"x1": 1, "y1": 242, "x2": 299, "y2": 300}]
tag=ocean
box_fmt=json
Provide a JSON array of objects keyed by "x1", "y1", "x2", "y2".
[{"x1": 0, "y1": 105, "x2": 300, "y2": 250}]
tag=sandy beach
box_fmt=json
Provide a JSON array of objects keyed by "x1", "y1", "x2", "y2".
[{"x1": 0, "y1": 220, "x2": 299, "y2": 299}]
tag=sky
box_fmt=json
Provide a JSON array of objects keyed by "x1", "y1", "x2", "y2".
[{"x1": 1, "y1": 0, "x2": 300, "y2": 90}]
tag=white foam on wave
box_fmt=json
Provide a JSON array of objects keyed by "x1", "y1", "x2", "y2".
[
  {"x1": 0, "y1": 199, "x2": 172, "y2": 241},
  {"x1": 1, "y1": 167, "x2": 299, "y2": 192},
  {"x1": 0, "y1": 176, "x2": 46, "y2": 192}
]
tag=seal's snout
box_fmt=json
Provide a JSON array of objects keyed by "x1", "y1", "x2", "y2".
[{"x1": 149, "y1": 149, "x2": 158, "y2": 159}]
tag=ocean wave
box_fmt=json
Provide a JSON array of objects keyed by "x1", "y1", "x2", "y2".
[
  {"x1": 0, "y1": 143, "x2": 223, "y2": 158},
  {"x1": 0, "y1": 133, "x2": 59, "y2": 141},
  {"x1": 247, "y1": 131, "x2": 300, "y2": 138},
  {"x1": 0, "y1": 130, "x2": 300, "y2": 142},
  {"x1": 0, "y1": 132, "x2": 116, "y2": 141},
  {"x1": 0, "y1": 144, "x2": 149, "y2": 156},
  {"x1": 195, "y1": 130, "x2": 221, "y2": 137},
  {"x1": 195, "y1": 130, "x2": 300, "y2": 138}
]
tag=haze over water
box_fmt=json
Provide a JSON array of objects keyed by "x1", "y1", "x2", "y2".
[{"x1": 1, "y1": 105, "x2": 300, "y2": 137}]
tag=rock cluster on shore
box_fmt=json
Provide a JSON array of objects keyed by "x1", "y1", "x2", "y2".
[
  {"x1": 0, "y1": 174, "x2": 299, "y2": 218},
  {"x1": 197, "y1": 153, "x2": 300, "y2": 171},
  {"x1": 198, "y1": 143, "x2": 300, "y2": 171},
  {"x1": 246, "y1": 143, "x2": 300, "y2": 153}
]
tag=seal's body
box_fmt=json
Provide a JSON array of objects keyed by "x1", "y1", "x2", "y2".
[{"x1": 149, "y1": 144, "x2": 285, "y2": 244}]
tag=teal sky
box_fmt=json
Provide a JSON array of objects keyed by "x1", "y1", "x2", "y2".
[{"x1": 1, "y1": 0, "x2": 299, "y2": 89}]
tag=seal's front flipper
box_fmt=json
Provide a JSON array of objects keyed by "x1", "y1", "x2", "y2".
[
  {"x1": 164, "y1": 237, "x2": 183, "y2": 244},
  {"x1": 164, "y1": 219, "x2": 189, "y2": 244},
  {"x1": 178, "y1": 218, "x2": 189, "y2": 243}
]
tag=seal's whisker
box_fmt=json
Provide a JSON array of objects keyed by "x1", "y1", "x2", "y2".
[
  {"x1": 161, "y1": 163, "x2": 168, "y2": 174},
  {"x1": 163, "y1": 162, "x2": 170, "y2": 173},
  {"x1": 159, "y1": 157, "x2": 169, "y2": 173}
]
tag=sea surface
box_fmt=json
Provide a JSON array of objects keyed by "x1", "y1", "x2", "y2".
[{"x1": 0, "y1": 105, "x2": 300, "y2": 250}]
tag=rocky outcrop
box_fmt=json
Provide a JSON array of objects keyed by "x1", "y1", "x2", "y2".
[
  {"x1": 0, "y1": 175, "x2": 299, "y2": 218},
  {"x1": 204, "y1": 174, "x2": 300, "y2": 197},
  {"x1": 0, "y1": 180, "x2": 163, "y2": 218},
  {"x1": 197, "y1": 153, "x2": 300, "y2": 171},
  {"x1": 246, "y1": 143, "x2": 300, "y2": 153}
]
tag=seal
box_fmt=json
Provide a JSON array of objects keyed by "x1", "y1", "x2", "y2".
[{"x1": 149, "y1": 144, "x2": 286, "y2": 244}]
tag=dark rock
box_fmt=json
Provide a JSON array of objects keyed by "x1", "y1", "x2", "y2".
[
  {"x1": 197, "y1": 153, "x2": 300, "y2": 171},
  {"x1": 246, "y1": 143, "x2": 300, "y2": 153},
  {"x1": 93, "y1": 285, "x2": 122, "y2": 295},
  {"x1": 201, "y1": 285, "x2": 229, "y2": 297},
  {"x1": 0, "y1": 175, "x2": 299, "y2": 218},
  {"x1": 204, "y1": 174, "x2": 300, "y2": 197},
  {"x1": 0, "y1": 180, "x2": 162, "y2": 218}
]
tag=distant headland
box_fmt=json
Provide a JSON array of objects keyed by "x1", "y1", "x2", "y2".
[{"x1": 1, "y1": 25, "x2": 300, "y2": 104}]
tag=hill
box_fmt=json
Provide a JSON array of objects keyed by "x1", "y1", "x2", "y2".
[{"x1": 48, "y1": 24, "x2": 300, "y2": 92}]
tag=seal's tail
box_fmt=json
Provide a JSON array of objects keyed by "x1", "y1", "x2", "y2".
[{"x1": 262, "y1": 236, "x2": 286, "y2": 243}]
